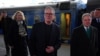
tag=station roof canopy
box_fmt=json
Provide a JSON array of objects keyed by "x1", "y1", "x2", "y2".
[
  {"x1": 0, "y1": 0, "x2": 69, "y2": 9},
  {"x1": 86, "y1": 0, "x2": 100, "y2": 11}
]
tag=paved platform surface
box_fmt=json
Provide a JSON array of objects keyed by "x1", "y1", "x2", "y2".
[{"x1": 0, "y1": 35, "x2": 70, "y2": 56}]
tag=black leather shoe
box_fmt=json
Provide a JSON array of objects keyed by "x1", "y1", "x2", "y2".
[{"x1": 5, "y1": 54, "x2": 9, "y2": 56}]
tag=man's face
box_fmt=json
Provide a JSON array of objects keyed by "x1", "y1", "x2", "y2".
[
  {"x1": 82, "y1": 16, "x2": 92, "y2": 27},
  {"x1": 94, "y1": 10, "x2": 100, "y2": 18},
  {"x1": 2, "y1": 12, "x2": 7, "y2": 18},
  {"x1": 44, "y1": 8, "x2": 55, "y2": 22}
]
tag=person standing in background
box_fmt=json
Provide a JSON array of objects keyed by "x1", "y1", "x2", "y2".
[
  {"x1": 91, "y1": 8, "x2": 100, "y2": 56},
  {"x1": 0, "y1": 11, "x2": 13, "y2": 56}
]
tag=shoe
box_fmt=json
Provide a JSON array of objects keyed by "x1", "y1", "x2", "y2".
[{"x1": 5, "y1": 54, "x2": 9, "y2": 56}]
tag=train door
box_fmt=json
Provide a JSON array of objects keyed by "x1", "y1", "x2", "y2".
[{"x1": 60, "y1": 13, "x2": 71, "y2": 40}]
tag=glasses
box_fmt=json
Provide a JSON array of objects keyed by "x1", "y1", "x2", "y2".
[{"x1": 44, "y1": 13, "x2": 54, "y2": 15}]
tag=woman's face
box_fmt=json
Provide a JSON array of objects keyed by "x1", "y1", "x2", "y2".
[{"x1": 15, "y1": 12, "x2": 23, "y2": 21}]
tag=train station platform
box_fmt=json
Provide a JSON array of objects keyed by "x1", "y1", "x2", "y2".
[{"x1": 0, "y1": 35, "x2": 70, "y2": 56}]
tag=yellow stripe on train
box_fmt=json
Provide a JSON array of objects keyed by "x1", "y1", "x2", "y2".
[{"x1": 27, "y1": 26, "x2": 32, "y2": 29}]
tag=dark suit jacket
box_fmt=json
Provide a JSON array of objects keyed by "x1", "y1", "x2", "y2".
[
  {"x1": 92, "y1": 19, "x2": 100, "y2": 46},
  {"x1": 71, "y1": 25, "x2": 98, "y2": 56},
  {"x1": 29, "y1": 22, "x2": 61, "y2": 56},
  {"x1": 0, "y1": 16, "x2": 12, "y2": 39}
]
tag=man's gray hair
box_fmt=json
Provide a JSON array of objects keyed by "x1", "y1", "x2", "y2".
[
  {"x1": 82, "y1": 13, "x2": 92, "y2": 20},
  {"x1": 44, "y1": 6, "x2": 55, "y2": 14}
]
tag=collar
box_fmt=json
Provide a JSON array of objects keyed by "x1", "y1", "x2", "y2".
[{"x1": 83, "y1": 26, "x2": 90, "y2": 31}]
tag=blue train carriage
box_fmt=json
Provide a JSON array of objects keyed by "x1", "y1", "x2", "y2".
[
  {"x1": 0, "y1": 3, "x2": 76, "y2": 44},
  {"x1": 0, "y1": 5, "x2": 61, "y2": 35}
]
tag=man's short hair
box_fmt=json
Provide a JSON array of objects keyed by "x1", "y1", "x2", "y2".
[
  {"x1": 82, "y1": 13, "x2": 92, "y2": 20},
  {"x1": 44, "y1": 6, "x2": 55, "y2": 14}
]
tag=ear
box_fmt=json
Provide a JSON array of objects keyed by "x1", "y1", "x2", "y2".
[{"x1": 53, "y1": 15, "x2": 56, "y2": 19}]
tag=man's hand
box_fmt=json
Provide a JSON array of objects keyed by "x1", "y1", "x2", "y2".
[
  {"x1": 9, "y1": 45, "x2": 14, "y2": 48},
  {"x1": 45, "y1": 46, "x2": 54, "y2": 53}
]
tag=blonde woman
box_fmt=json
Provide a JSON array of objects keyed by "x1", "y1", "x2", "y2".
[{"x1": 9, "y1": 11, "x2": 28, "y2": 56}]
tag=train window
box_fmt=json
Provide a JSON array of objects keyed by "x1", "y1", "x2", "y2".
[{"x1": 59, "y1": 2, "x2": 70, "y2": 10}]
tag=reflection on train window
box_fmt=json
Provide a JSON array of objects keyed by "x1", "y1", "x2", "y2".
[{"x1": 34, "y1": 15, "x2": 41, "y2": 24}]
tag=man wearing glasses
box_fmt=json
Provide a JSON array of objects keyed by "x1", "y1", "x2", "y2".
[{"x1": 29, "y1": 6, "x2": 61, "y2": 56}]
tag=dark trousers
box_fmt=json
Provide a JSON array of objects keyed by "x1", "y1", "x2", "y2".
[
  {"x1": 97, "y1": 48, "x2": 100, "y2": 56},
  {"x1": 97, "y1": 35, "x2": 100, "y2": 56},
  {"x1": 11, "y1": 46, "x2": 28, "y2": 56},
  {"x1": 4, "y1": 35, "x2": 10, "y2": 55}
]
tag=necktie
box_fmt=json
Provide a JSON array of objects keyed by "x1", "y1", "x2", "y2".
[{"x1": 86, "y1": 27, "x2": 90, "y2": 38}]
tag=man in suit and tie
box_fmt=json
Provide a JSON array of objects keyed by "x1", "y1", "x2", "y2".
[
  {"x1": 91, "y1": 8, "x2": 100, "y2": 56},
  {"x1": 71, "y1": 13, "x2": 98, "y2": 56}
]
